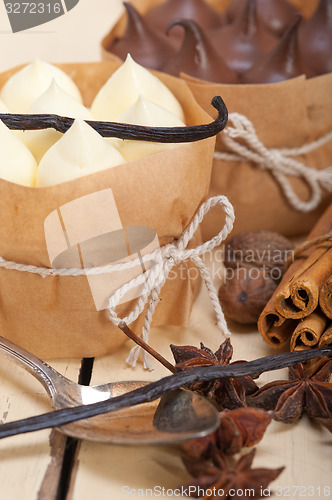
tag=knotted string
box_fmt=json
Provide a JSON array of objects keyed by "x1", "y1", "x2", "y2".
[
  {"x1": 107, "y1": 195, "x2": 235, "y2": 369},
  {"x1": 0, "y1": 195, "x2": 235, "y2": 370},
  {"x1": 214, "y1": 112, "x2": 332, "y2": 213}
]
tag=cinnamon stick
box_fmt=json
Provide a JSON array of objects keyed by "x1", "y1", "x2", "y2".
[
  {"x1": 258, "y1": 258, "x2": 306, "y2": 348},
  {"x1": 258, "y1": 203, "x2": 332, "y2": 348},
  {"x1": 319, "y1": 274, "x2": 332, "y2": 319},
  {"x1": 319, "y1": 322, "x2": 332, "y2": 347},
  {"x1": 275, "y1": 247, "x2": 332, "y2": 319},
  {"x1": 258, "y1": 304, "x2": 294, "y2": 348},
  {"x1": 290, "y1": 310, "x2": 328, "y2": 351}
]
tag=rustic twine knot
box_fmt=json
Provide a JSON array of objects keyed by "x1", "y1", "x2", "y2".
[
  {"x1": 0, "y1": 195, "x2": 235, "y2": 371},
  {"x1": 214, "y1": 112, "x2": 332, "y2": 213},
  {"x1": 107, "y1": 195, "x2": 235, "y2": 369}
]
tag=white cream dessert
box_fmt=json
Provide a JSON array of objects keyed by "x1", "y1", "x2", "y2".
[
  {"x1": 0, "y1": 120, "x2": 37, "y2": 186},
  {"x1": 114, "y1": 95, "x2": 185, "y2": 161},
  {"x1": 36, "y1": 119, "x2": 125, "y2": 187},
  {"x1": 0, "y1": 98, "x2": 10, "y2": 113},
  {"x1": 90, "y1": 54, "x2": 185, "y2": 122},
  {"x1": 0, "y1": 59, "x2": 83, "y2": 112},
  {"x1": 19, "y1": 80, "x2": 93, "y2": 162}
]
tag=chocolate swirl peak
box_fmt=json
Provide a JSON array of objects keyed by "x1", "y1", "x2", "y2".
[
  {"x1": 242, "y1": 16, "x2": 311, "y2": 84},
  {"x1": 298, "y1": 0, "x2": 332, "y2": 76},
  {"x1": 105, "y1": 2, "x2": 175, "y2": 70},
  {"x1": 162, "y1": 19, "x2": 238, "y2": 83},
  {"x1": 226, "y1": 0, "x2": 300, "y2": 37},
  {"x1": 209, "y1": 0, "x2": 278, "y2": 76},
  {"x1": 144, "y1": 0, "x2": 223, "y2": 43}
]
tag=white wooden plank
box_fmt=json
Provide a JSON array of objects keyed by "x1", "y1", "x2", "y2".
[
  {"x1": 72, "y1": 250, "x2": 332, "y2": 499},
  {"x1": 0, "y1": 357, "x2": 81, "y2": 500}
]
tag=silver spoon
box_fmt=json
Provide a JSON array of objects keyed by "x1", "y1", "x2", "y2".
[{"x1": 0, "y1": 335, "x2": 219, "y2": 444}]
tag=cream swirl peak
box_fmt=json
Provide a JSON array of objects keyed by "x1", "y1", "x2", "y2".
[
  {"x1": 0, "y1": 98, "x2": 10, "y2": 113},
  {"x1": 90, "y1": 54, "x2": 184, "y2": 122},
  {"x1": 20, "y1": 80, "x2": 93, "y2": 163},
  {"x1": 0, "y1": 59, "x2": 83, "y2": 113},
  {"x1": 114, "y1": 94, "x2": 186, "y2": 161},
  {"x1": 0, "y1": 120, "x2": 37, "y2": 187},
  {"x1": 36, "y1": 119, "x2": 125, "y2": 187}
]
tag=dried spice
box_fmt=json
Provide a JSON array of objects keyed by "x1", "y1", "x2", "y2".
[
  {"x1": 320, "y1": 275, "x2": 332, "y2": 320},
  {"x1": 223, "y1": 231, "x2": 294, "y2": 272},
  {"x1": 219, "y1": 230, "x2": 293, "y2": 324},
  {"x1": 219, "y1": 270, "x2": 279, "y2": 325},
  {"x1": 181, "y1": 447, "x2": 284, "y2": 499},
  {"x1": 259, "y1": 205, "x2": 332, "y2": 349},
  {"x1": 247, "y1": 357, "x2": 332, "y2": 423},
  {"x1": 0, "y1": 344, "x2": 331, "y2": 440},
  {"x1": 290, "y1": 311, "x2": 328, "y2": 352},
  {"x1": 218, "y1": 408, "x2": 272, "y2": 451},
  {"x1": 170, "y1": 339, "x2": 258, "y2": 409},
  {"x1": 183, "y1": 407, "x2": 272, "y2": 457},
  {"x1": 314, "y1": 417, "x2": 332, "y2": 433},
  {"x1": 0, "y1": 94, "x2": 228, "y2": 143}
]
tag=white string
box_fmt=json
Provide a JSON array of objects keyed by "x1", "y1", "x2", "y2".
[
  {"x1": 110, "y1": 195, "x2": 235, "y2": 368},
  {"x1": 214, "y1": 113, "x2": 332, "y2": 213},
  {"x1": 0, "y1": 195, "x2": 235, "y2": 370}
]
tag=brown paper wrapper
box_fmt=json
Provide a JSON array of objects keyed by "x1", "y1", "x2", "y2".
[
  {"x1": 0, "y1": 61, "x2": 216, "y2": 359},
  {"x1": 101, "y1": 0, "x2": 331, "y2": 241},
  {"x1": 185, "y1": 73, "x2": 332, "y2": 240}
]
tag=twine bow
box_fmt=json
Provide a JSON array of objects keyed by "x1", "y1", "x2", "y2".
[
  {"x1": 0, "y1": 195, "x2": 235, "y2": 370},
  {"x1": 107, "y1": 195, "x2": 235, "y2": 369},
  {"x1": 214, "y1": 112, "x2": 332, "y2": 213}
]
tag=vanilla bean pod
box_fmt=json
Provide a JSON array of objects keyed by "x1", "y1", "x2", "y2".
[
  {"x1": 0, "y1": 347, "x2": 331, "y2": 439},
  {"x1": 0, "y1": 96, "x2": 227, "y2": 143}
]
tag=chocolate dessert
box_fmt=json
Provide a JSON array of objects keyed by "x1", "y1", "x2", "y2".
[
  {"x1": 226, "y1": 0, "x2": 300, "y2": 37},
  {"x1": 242, "y1": 16, "x2": 312, "y2": 83},
  {"x1": 298, "y1": 0, "x2": 332, "y2": 76},
  {"x1": 144, "y1": 0, "x2": 223, "y2": 43},
  {"x1": 209, "y1": 0, "x2": 278, "y2": 76},
  {"x1": 105, "y1": 2, "x2": 175, "y2": 70},
  {"x1": 162, "y1": 19, "x2": 238, "y2": 83}
]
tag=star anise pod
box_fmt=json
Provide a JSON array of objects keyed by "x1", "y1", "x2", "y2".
[
  {"x1": 181, "y1": 447, "x2": 284, "y2": 499},
  {"x1": 170, "y1": 339, "x2": 258, "y2": 409},
  {"x1": 314, "y1": 417, "x2": 332, "y2": 433},
  {"x1": 183, "y1": 407, "x2": 272, "y2": 457},
  {"x1": 247, "y1": 357, "x2": 332, "y2": 423}
]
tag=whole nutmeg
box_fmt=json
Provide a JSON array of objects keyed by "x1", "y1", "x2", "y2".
[
  {"x1": 219, "y1": 230, "x2": 293, "y2": 324},
  {"x1": 219, "y1": 266, "x2": 278, "y2": 324},
  {"x1": 224, "y1": 230, "x2": 294, "y2": 275}
]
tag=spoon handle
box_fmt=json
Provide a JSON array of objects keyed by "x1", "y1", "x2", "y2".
[{"x1": 0, "y1": 335, "x2": 67, "y2": 399}]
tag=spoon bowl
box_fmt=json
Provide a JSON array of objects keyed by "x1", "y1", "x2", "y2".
[{"x1": 0, "y1": 335, "x2": 219, "y2": 444}]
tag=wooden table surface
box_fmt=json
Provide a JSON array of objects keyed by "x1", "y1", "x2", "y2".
[{"x1": 0, "y1": 1, "x2": 331, "y2": 499}]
